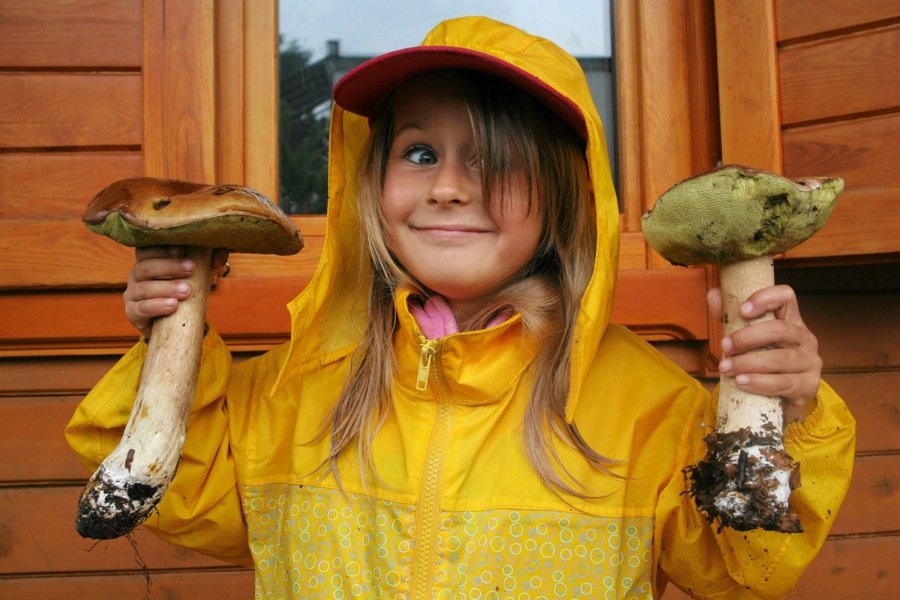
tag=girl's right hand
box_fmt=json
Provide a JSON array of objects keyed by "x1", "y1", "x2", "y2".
[{"x1": 124, "y1": 246, "x2": 229, "y2": 338}]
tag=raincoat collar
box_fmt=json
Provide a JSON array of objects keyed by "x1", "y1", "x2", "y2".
[{"x1": 272, "y1": 16, "x2": 620, "y2": 423}]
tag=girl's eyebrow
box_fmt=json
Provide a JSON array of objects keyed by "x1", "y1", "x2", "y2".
[{"x1": 392, "y1": 119, "x2": 425, "y2": 137}]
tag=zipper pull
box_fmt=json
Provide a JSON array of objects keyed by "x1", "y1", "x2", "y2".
[{"x1": 417, "y1": 340, "x2": 438, "y2": 391}]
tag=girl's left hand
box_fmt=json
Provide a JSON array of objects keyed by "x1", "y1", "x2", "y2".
[{"x1": 707, "y1": 285, "x2": 822, "y2": 423}]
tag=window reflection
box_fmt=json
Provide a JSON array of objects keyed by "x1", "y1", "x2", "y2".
[{"x1": 278, "y1": 3, "x2": 615, "y2": 214}]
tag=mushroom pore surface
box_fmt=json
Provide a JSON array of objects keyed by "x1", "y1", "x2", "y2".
[{"x1": 641, "y1": 165, "x2": 842, "y2": 266}]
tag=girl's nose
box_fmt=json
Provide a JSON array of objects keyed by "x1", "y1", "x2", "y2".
[{"x1": 429, "y1": 159, "x2": 477, "y2": 206}]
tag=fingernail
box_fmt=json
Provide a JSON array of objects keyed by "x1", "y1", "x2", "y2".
[
  {"x1": 721, "y1": 337, "x2": 733, "y2": 354},
  {"x1": 175, "y1": 282, "x2": 189, "y2": 294},
  {"x1": 182, "y1": 260, "x2": 195, "y2": 272},
  {"x1": 163, "y1": 298, "x2": 177, "y2": 307},
  {"x1": 168, "y1": 247, "x2": 181, "y2": 256},
  {"x1": 719, "y1": 359, "x2": 733, "y2": 373},
  {"x1": 736, "y1": 374, "x2": 750, "y2": 386},
  {"x1": 741, "y1": 301, "x2": 753, "y2": 315}
]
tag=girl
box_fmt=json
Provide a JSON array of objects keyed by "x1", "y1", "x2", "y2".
[{"x1": 68, "y1": 16, "x2": 855, "y2": 599}]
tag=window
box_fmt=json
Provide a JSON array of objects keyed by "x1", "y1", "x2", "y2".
[{"x1": 278, "y1": 1, "x2": 614, "y2": 214}]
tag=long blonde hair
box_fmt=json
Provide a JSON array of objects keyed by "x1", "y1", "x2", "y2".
[{"x1": 322, "y1": 70, "x2": 613, "y2": 496}]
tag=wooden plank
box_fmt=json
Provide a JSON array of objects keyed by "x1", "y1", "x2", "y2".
[
  {"x1": 0, "y1": 0, "x2": 141, "y2": 69},
  {"x1": 0, "y1": 216, "x2": 325, "y2": 289},
  {"x1": 0, "y1": 264, "x2": 710, "y2": 356},
  {"x1": 216, "y1": 0, "x2": 246, "y2": 184},
  {"x1": 615, "y1": 1, "x2": 720, "y2": 238},
  {"x1": 825, "y1": 372, "x2": 900, "y2": 455},
  {"x1": 783, "y1": 112, "x2": 900, "y2": 192},
  {"x1": 714, "y1": 0, "x2": 783, "y2": 172},
  {"x1": 612, "y1": 267, "x2": 709, "y2": 340},
  {"x1": 0, "y1": 354, "x2": 260, "y2": 396},
  {"x1": 0, "y1": 152, "x2": 141, "y2": 219},
  {"x1": 791, "y1": 534, "x2": 898, "y2": 599},
  {"x1": 663, "y1": 535, "x2": 900, "y2": 599},
  {"x1": 243, "y1": 0, "x2": 279, "y2": 199},
  {"x1": 142, "y1": 0, "x2": 216, "y2": 180},
  {"x1": 0, "y1": 73, "x2": 141, "y2": 149},
  {"x1": 794, "y1": 290, "x2": 900, "y2": 371},
  {"x1": 829, "y1": 454, "x2": 900, "y2": 535},
  {"x1": 618, "y1": 231, "x2": 647, "y2": 270},
  {"x1": 776, "y1": 0, "x2": 900, "y2": 42},
  {"x1": 783, "y1": 189, "x2": 900, "y2": 259},
  {"x1": 779, "y1": 25, "x2": 900, "y2": 125},
  {"x1": 0, "y1": 569, "x2": 254, "y2": 600},
  {"x1": 0, "y1": 396, "x2": 87, "y2": 483},
  {"x1": 0, "y1": 283, "x2": 299, "y2": 355},
  {"x1": 0, "y1": 486, "x2": 238, "y2": 574}
]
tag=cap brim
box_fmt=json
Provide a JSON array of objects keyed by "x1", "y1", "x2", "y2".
[{"x1": 332, "y1": 46, "x2": 587, "y2": 140}]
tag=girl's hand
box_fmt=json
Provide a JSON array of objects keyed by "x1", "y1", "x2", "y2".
[
  {"x1": 707, "y1": 285, "x2": 822, "y2": 423},
  {"x1": 124, "y1": 246, "x2": 230, "y2": 338}
]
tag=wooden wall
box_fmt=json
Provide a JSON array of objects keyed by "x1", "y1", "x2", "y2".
[
  {"x1": 1, "y1": 0, "x2": 897, "y2": 598},
  {"x1": 0, "y1": 1, "x2": 260, "y2": 596}
]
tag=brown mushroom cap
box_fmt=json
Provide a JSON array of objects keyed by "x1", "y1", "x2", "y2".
[
  {"x1": 641, "y1": 165, "x2": 842, "y2": 266},
  {"x1": 83, "y1": 177, "x2": 304, "y2": 255}
]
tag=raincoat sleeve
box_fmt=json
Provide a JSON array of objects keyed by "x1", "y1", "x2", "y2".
[
  {"x1": 657, "y1": 380, "x2": 855, "y2": 599},
  {"x1": 65, "y1": 327, "x2": 254, "y2": 567}
]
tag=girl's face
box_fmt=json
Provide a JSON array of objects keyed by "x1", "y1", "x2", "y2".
[{"x1": 382, "y1": 74, "x2": 544, "y2": 308}]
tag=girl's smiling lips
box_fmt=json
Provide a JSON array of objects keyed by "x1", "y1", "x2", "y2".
[{"x1": 410, "y1": 223, "x2": 494, "y2": 239}]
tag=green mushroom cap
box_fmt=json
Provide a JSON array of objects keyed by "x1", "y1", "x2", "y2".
[{"x1": 641, "y1": 165, "x2": 842, "y2": 266}]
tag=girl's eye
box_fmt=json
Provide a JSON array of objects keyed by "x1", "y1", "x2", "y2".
[{"x1": 404, "y1": 146, "x2": 437, "y2": 165}]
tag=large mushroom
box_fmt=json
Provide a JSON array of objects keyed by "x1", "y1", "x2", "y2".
[
  {"x1": 641, "y1": 165, "x2": 842, "y2": 532},
  {"x1": 75, "y1": 177, "x2": 303, "y2": 540}
]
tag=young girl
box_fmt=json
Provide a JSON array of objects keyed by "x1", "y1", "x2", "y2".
[{"x1": 67, "y1": 16, "x2": 855, "y2": 599}]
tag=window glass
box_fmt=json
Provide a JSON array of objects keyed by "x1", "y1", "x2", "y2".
[{"x1": 278, "y1": 1, "x2": 614, "y2": 214}]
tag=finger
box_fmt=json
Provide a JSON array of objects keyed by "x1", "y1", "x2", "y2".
[
  {"x1": 135, "y1": 245, "x2": 185, "y2": 260},
  {"x1": 726, "y1": 318, "x2": 810, "y2": 354},
  {"x1": 126, "y1": 296, "x2": 183, "y2": 339},
  {"x1": 720, "y1": 345, "x2": 821, "y2": 378},
  {"x1": 741, "y1": 285, "x2": 804, "y2": 324},
  {"x1": 131, "y1": 255, "x2": 196, "y2": 283},
  {"x1": 728, "y1": 371, "x2": 821, "y2": 405}
]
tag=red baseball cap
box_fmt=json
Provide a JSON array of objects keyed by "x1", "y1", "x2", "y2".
[{"x1": 332, "y1": 45, "x2": 588, "y2": 140}]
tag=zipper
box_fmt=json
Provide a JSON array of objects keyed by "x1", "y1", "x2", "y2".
[
  {"x1": 416, "y1": 339, "x2": 438, "y2": 391},
  {"x1": 411, "y1": 338, "x2": 452, "y2": 599}
]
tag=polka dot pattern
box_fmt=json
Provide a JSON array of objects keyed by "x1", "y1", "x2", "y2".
[{"x1": 244, "y1": 484, "x2": 653, "y2": 599}]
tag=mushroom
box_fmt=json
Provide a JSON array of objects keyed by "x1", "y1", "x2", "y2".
[
  {"x1": 75, "y1": 177, "x2": 303, "y2": 540},
  {"x1": 641, "y1": 165, "x2": 843, "y2": 532}
]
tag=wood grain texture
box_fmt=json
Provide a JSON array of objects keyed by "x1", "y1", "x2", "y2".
[
  {"x1": 714, "y1": 0, "x2": 783, "y2": 172},
  {"x1": 0, "y1": 152, "x2": 142, "y2": 219},
  {"x1": 142, "y1": 0, "x2": 216, "y2": 180},
  {"x1": 0, "y1": 0, "x2": 141, "y2": 68},
  {"x1": 782, "y1": 112, "x2": 900, "y2": 191},
  {"x1": 776, "y1": 0, "x2": 900, "y2": 42},
  {"x1": 0, "y1": 73, "x2": 141, "y2": 148},
  {"x1": 782, "y1": 190, "x2": 900, "y2": 259},
  {"x1": 663, "y1": 535, "x2": 899, "y2": 599},
  {"x1": 0, "y1": 216, "x2": 325, "y2": 289},
  {"x1": 779, "y1": 24, "x2": 900, "y2": 125},
  {"x1": 0, "y1": 486, "x2": 238, "y2": 574}
]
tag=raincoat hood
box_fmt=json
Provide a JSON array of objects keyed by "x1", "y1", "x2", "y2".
[{"x1": 274, "y1": 16, "x2": 620, "y2": 422}]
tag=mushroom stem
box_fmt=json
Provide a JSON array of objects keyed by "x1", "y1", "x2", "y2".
[
  {"x1": 686, "y1": 255, "x2": 802, "y2": 533},
  {"x1": 76, "y1": 246, "x2": 213, "y2": 540},
  {"x1": 718, "y1": 256, "x2": 781, "y2": 432}
]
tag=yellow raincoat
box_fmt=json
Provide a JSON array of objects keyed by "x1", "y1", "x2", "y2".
[{"x1": 67, "y1": 17, "x2": 855, "y2": 599}]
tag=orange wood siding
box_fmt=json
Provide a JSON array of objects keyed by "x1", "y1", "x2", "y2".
[{"x1": 2, "y1": 0, "x2": 896, "y2": 597}]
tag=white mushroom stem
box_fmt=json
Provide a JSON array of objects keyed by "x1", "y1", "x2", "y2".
[
  {"x1": 717, "y1": 256, "x2": 781, "y2": 434},
  {"x1": 76, "y1": 246, "x2": 213, "y2": 540},
  {"x1": 699, "y1": 254, "x2": 801, "y2": 532}
]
